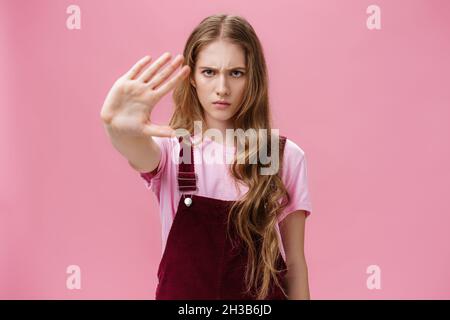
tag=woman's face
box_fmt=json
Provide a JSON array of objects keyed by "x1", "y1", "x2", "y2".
[{"x1": 191, "y1": 39, "x2": 247, "y2": 130}]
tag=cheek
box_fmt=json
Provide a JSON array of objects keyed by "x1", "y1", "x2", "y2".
[
  {"x1": 233, "y1": 81, "x2": 247, "y2": 98},
  {"x1": 194, "y1": 80, "x2": 212, "y2": 108},
  {"x1": 196, "y1": 86, "x2": 209, "y2": 103},
  {"x1": 194, "y1": 77, "x2": 211, "y2": 94}
]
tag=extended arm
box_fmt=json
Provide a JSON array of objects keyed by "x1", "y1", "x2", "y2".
[{"x1": 279, "y1": 210, "x2": 310, "y2": 300}]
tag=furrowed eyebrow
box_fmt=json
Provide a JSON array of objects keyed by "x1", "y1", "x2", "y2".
[{"x1": 198, "y1": 66, "x2": 247, "y2": 71}]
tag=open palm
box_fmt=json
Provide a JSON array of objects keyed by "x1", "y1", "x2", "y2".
[{"x1": 100, "y1": 52, "x2": 190, "y2": 137}]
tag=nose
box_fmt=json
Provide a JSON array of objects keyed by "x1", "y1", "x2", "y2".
[{"x1": 215, "y1": 74, "x2": 230, "y2": 97}]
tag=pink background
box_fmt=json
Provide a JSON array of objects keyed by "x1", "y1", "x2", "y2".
[{"x1": 1, "y1": 0, "x2": 449, "y2": 299}]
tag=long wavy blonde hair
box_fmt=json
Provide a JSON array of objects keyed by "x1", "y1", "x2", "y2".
[{"x1": 169, "y1": 14, "x2": 291, "y2": 299}]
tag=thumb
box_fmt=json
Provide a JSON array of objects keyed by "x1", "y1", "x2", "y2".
[{"x1": 142, "y1": 123, "x2": 175, "y2": 138}]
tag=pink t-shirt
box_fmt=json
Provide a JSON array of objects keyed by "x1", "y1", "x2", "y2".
[{"x1": 138, "y1": 133, "x2": 313, "y2": 262}]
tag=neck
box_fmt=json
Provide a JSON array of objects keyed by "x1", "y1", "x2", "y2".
[{"x1": 202, "y1": 116, "x2": 235, "y2": 147}]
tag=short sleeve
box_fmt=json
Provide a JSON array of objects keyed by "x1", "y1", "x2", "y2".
[
  {"x1": 277, "y1": 139, "x2": 313, "y2": 222},
  {"x1": 137, "y1": 136, "x2": 168, "y2": 194}
]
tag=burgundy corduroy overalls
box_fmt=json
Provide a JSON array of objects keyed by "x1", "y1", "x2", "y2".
[{"x1": 153, "y1": 134, "x2": 288, "y2": 300}]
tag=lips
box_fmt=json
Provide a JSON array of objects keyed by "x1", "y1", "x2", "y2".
[
  {"x1": 213, "y1": 101, "x2": 231, "y2": 105},
  {"x1": 213, "y1": 101, "x2": 231, "y2": 110},
  {"x1": 213, "y1": 102, "x2": 231, "y2": 110}
]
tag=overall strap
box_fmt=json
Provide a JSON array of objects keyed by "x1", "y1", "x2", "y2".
[
  {"x1": 177, "y1": 135, "x2": 197, "y2": 192},
  {"x1": 176, "y1": 134, "x2": 287, "y2": 192},
  {"x1": 279, "y1": 135, "x2": 287, "y2": 174}
]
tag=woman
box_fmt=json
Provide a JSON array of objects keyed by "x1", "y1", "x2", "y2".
[{"x1": 100, "y1": 14, "x2": 312, "y2": 300}]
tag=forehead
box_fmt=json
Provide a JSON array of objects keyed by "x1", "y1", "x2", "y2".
[{"x1": 196, "y1": 40, "x2": 246, "y2": 67}]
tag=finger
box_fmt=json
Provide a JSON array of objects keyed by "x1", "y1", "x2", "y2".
[
  {"x1": 142, "y1": 123, "x2": 175, "y2": 138},
  {"x1": 146, "y1": 54, "x2": 184, "y2": 88},
  {"x1": 154, "y1": 65, "x2": 190, "y2": 97},
  {"x1": 124, "y1": 55, "x2": 152, "y2": 80},
  {"x1": 137, "y1": 52, "x2": 172, "y2": 83}
]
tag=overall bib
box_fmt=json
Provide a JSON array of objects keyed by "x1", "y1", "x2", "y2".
[{"x1": 155, "y1": 135, "x2": 288, "y2": 300}]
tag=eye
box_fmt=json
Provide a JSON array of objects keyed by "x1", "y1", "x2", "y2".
[
  {"x1": 202, "y1": 69, "x2": 215, "y2": 77},
  {"x1": 231, "y1": 70, "x2": 244, "y2": 78},
  {"x1": 201, "y1": 69, "x2": 245, "y2": 78}
]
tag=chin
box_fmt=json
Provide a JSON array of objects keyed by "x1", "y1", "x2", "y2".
[{"x1": 205, "y1": 109, "x2": 234, "y2": 121}]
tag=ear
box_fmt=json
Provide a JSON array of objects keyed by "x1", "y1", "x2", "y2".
[{"x1": 190, "y1": 77, "x2": 196, "y2": 88}]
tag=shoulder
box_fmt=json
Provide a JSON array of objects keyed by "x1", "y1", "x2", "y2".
[{"x1": 282, "y1": 137, "x2": 306, "y2": 164}]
